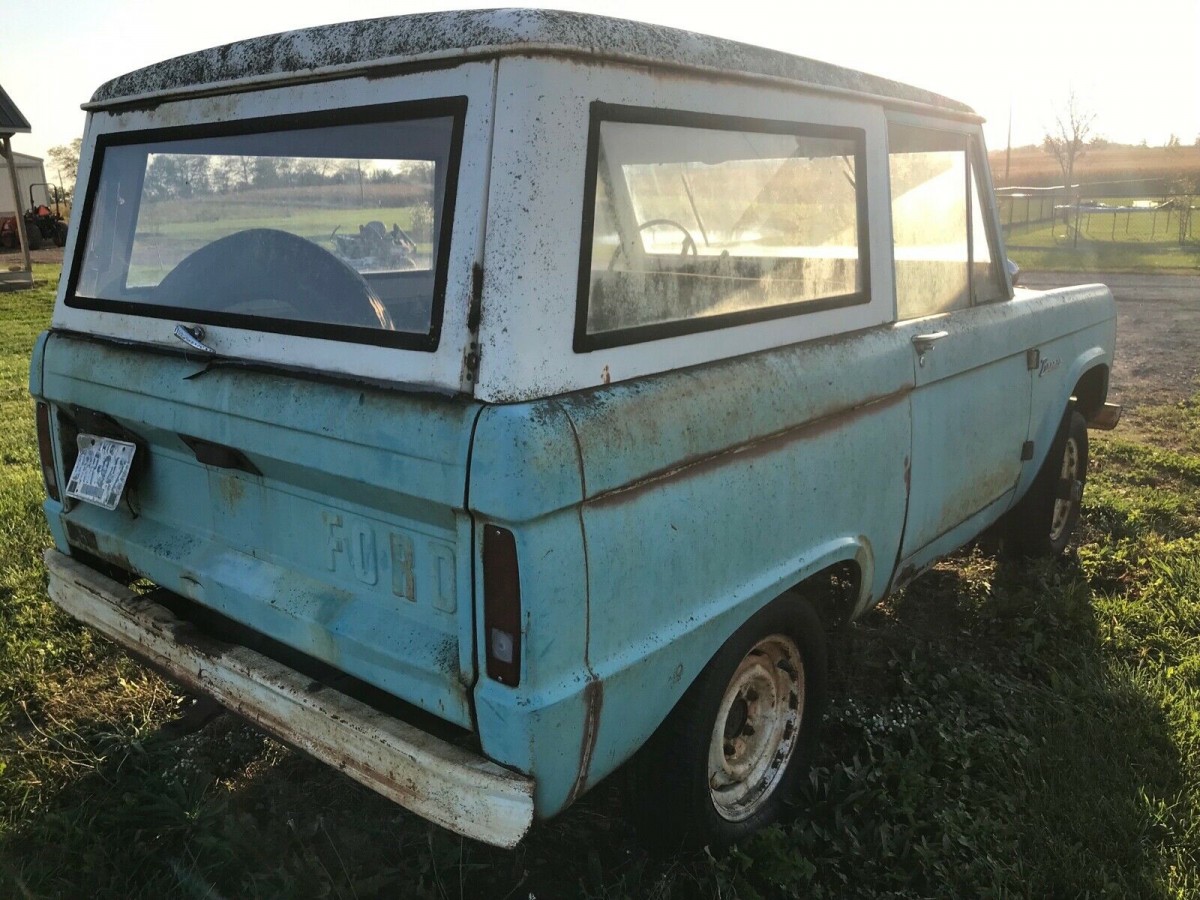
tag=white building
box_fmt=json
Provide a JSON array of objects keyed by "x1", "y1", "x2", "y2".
[{"x1": 0, "y1": 150, "x2": 49, "y2": 219}]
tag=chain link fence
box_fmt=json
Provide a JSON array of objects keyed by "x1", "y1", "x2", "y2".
[{"x1": 997, "y1": 184, "x2": 1197, "y2": 247}]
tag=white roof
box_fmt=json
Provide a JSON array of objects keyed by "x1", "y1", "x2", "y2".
[{"x1": 89, "y1": 8, "x2": 975, "y2": 118}]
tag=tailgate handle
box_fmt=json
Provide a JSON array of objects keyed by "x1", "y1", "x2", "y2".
[{"x1": 180, "y1": 435, "x2": 262, "y2": 476}]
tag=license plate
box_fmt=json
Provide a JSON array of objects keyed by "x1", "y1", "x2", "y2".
[{"x1": 65, "y1": 435, "x2": 137, "y2": 510}]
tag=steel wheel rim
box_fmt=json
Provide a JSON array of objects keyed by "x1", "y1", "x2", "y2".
[
  {"x1": 1050, "y1": 434, "x2": 1081, "y2": 542},
  {"x1": 707, "y1": 634, "x2": 805, "y2": 822}
]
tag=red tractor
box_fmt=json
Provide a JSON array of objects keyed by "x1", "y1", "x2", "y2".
[{"x1": 0, "y1": 183, "x2": 68, "y2": 251}]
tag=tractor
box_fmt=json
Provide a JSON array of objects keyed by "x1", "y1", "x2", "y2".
[{"x1": 0, "y1": 183, "x2": 68, "y2": 251}]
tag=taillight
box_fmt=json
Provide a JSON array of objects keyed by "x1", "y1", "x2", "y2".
[
  {"x1": 35, "y1": 402, "x2": 60, "y2": 502},
  {"x1": 483, "y1": 525, "x2": 522, "y2": 686}
]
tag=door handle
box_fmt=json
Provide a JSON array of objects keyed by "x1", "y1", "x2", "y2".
[{"x1": 912, "y1": 331, "x2": 948, "y2": 366}]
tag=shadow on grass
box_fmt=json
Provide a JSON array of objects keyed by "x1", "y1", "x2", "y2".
[
  {"x1": 0, "y1": 684, "x2": 685, "y2": 900},
  {"x1": 0, "y1": 550, "x2": 1188, "y2": 899},
  {"x1": 794, "y1": 549, "x2": 1185, "y2": 897}
]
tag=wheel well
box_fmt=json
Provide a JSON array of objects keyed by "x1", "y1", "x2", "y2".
[
  {"x1": 787, "y1": 561, "x2": 861, "y2": 630},
  {"x1": 1072, "y1": 366, "x2": 1109, "y2": 419}
]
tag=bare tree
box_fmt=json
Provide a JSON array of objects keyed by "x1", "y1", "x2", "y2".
[{"x1": 1042, "y1": 91, "x2": 1096, "y2": 190}]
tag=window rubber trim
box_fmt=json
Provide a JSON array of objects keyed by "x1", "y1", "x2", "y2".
[
  {"x1": 573, "y1": 102, "x2": 872, "y2": 353},
  {"x1": 64, "y1": 96, "x2": 469, "y2": 353}
]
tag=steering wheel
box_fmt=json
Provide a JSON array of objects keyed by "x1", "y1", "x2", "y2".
[
  {"x1": 608, "y1": 218, "x2": 699, "y2": 270},
  {"x1": 638, "y1": 219, "x2": 698, "y2": 256},
  {"x1": 155, "y1": 228, "x2": 394, "y2": 330}
]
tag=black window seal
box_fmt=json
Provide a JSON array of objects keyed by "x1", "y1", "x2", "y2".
[
  {"x1": 968, "y1": 136, "x2": 1009, "y2": 304},
  {"x1": 65, "y1": 96, "x2": 469, "y2": 353},
  {"x1": 573, "y1": 102, "x2": 872, "y2": 353},
  {"x1": 884, "y1": 116, "x2": 1010, "y2": 316}
]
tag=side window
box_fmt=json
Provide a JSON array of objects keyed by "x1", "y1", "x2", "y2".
[
  {"x1": 969, "y1": 147, "x2": 1007, "y2": 304},
  {"x1": 577, "y1": 106, "x2": 869, "y2": 350},
  {"x1": 888, "y1": 124, "x2": 969, "y2": 320},
  {"x1": 888, "y1": 124, "x2": 1008, "y2": 319}
]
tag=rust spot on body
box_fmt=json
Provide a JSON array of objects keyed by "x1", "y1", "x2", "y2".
[
  {"x1": 65, "y1": 521, "x2": 100, "y2": 554},
  {"x1": 217, "y1": 473, "x2": 245, "y2": 507},
  {"x1": 588, "y1": 386, "x2": 912, "y2": 507},
  {"x1": 566, "y1": 676, "x2": 604, "y2": 806}
]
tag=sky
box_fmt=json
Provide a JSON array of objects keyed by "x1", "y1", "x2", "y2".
[{"x1": 4, "y1": 0, "x2": 1198, "y2": 182}]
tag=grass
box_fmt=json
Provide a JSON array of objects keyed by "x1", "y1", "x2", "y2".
[
  {"x1": 136, "y1": 203, "x2": 427, "y2": 243},
  {"x1": 3, "y1": 267, "x2": 1200, "y2": 896},
  {"x1": 991, "y1": 144, "x2": 1200, "y2": 272},
  {"x1": 1005, "y1": 219, "x2": 1200, "y2": 273},
  {"x1": 1008, "y1": 243, "x2": 1200, "y2": 274}
]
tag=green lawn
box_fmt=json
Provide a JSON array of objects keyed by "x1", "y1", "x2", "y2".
[
  {"x1": 1004, "y1": 219, "x2": 1200, "y2": 273},
  {"x1": 136, "y1": 203, "x2": 427, "y2": 243},
  {"x1": 2, "y1": 269, "x2": 1200, "y2": 897}
]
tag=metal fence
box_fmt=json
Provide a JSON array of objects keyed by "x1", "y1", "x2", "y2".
[
  {"x1": 996, "y1": 187, "x2": 1061, "y2": 232},
  {"x1": 997, "y1": 185, "x2": 1197, "y2": 247}
]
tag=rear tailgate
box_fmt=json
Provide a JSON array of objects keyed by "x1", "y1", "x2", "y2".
[{"x1": 38, "y1": 332, "x2": 482, "y2": 728}]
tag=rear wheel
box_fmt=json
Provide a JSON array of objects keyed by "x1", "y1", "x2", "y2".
[
  {"x1": 626, "y1": 596, "x2": 826, "y2": 851},
  {"x1": 23, "y1": 219, "x2": 42, "y2": 251},
  {"x1": 1004, "y1": 407, "x2": 1089, "y2": 556}
]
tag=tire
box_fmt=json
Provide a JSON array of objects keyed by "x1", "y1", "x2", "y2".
[
  {"x1": 1004, "y1": 407, "x2": 1089, "y2": 556},
  {"x1": 23, "y1": 220, "x2": 42, "y2": 251},
  {"x1": 626, "y1": 595, "x2": 827, "y2": 852},
  {"x1": 53, "y1": 222, "x2": 68, "y2": 248}
]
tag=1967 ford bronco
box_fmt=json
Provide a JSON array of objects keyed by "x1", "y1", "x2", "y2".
[{"x1": 31, "y1": 9, "x2": 1119, "y2": 849}]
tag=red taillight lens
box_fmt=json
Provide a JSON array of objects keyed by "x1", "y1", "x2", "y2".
[
  {"x1": 483, "y1": 525, "x2": 521, "y2": 686},
  {"x1": 35, "y1": 402, "x2": 60, "y2": 502}
]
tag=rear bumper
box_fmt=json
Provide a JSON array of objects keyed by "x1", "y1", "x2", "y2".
[{"x1": 43, "y1": 548, "x2": 535, "y2": 848}]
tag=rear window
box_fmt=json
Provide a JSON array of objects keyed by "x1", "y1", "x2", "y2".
[
  {"x1": 69, "y1": 99, "x2": 466, "y2": 350},
  {"x1": 576, "y1": 104, "x2": 869, "y2": 350}
]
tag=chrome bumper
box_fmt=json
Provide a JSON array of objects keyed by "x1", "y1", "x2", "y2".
[{"x1": 43, "y1": 549, "x2": 535, "y2": 848}]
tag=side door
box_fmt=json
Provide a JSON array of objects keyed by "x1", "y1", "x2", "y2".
[{"x1": 887, "y1": 119, "x2": 1031, "y2": 561}]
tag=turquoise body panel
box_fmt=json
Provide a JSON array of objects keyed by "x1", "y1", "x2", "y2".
[
  {"x1": 462, "y1": 294, "x2": 1116, "y2": 815},
  {"x1": 27, "y1": 11, "x2": 1123, "y2": 844},
  {"x1": 466, "y1": 328, "x2": 915, "y2": 813},
  {"x1": 37, "y1": 333, "x2": 484, "y2": 728},
  {"x1": 31, "y1": 281, "x2": 1116, "y2": 821},
  {"x1": 31, "y1": 277, "x2": 1116, "y2": 821}
]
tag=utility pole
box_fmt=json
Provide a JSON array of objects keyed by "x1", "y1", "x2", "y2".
[{"x1": 1005, "y1": 101, "x2": 1012, "y2": 183}]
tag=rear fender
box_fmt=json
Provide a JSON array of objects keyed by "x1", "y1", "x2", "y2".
[{"x1": 561, "y1": 536, "x2": 872, "y2": 807}]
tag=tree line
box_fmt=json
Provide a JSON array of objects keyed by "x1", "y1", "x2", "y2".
[
  {"x1": 43, "y1": 138, "x2": 433, "y2": 203},
  {"x1": 140, "y1": 155, "x2": 433, "y2": 200}
]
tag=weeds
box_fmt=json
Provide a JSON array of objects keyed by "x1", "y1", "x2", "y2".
[{"x1": 2, "y1": 266, "x2": 1200, "y2": 896}]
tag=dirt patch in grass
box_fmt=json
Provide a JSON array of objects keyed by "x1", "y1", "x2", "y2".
[{"x1": 1019, "y1": 271, "x2": 1200, "y2": 437}]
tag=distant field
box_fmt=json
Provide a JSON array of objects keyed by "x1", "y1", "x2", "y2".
[{"x1": 990, "y1": 145, "x2": 1200, "y2": 190}]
